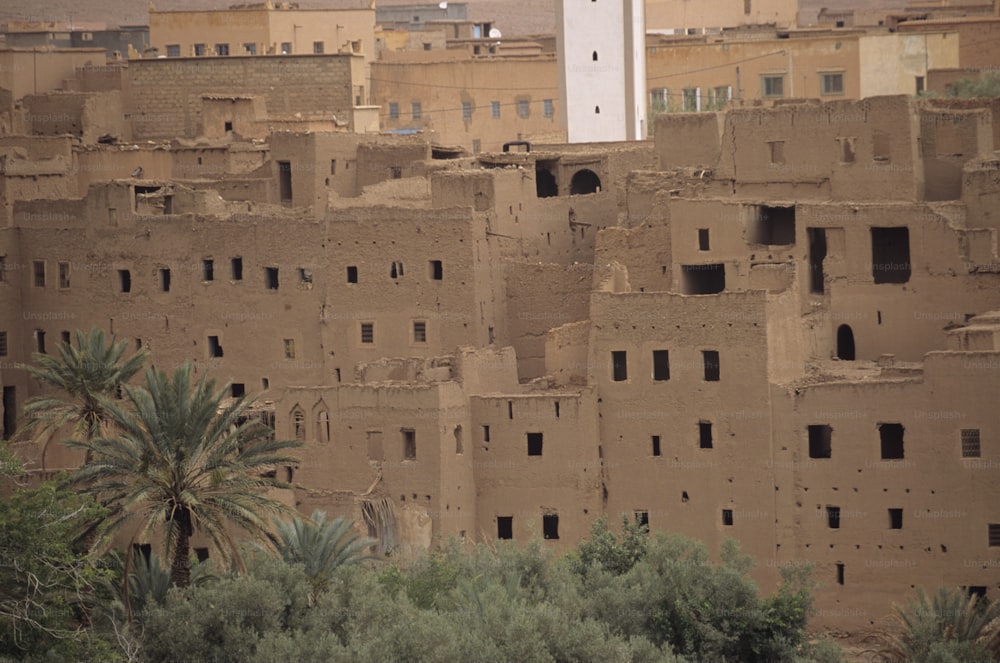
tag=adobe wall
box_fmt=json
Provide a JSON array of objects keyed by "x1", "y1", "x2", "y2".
[
  {"x1": 897, "y1": 18, "x2": 1000, "y2": 69},
  {"x1": 128, "y1": 56, "x2": 356, "y2": 140},
  {"x1": 962, "y1": 156, "x2": 1000, "y2": 232},
  {"x1": 0, "y1": 49, "x2": 108, "y2": 101}
]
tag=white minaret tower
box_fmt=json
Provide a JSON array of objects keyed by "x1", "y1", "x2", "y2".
[{"x1": 557, "y1": 0, "x2": 647, "y2": 143}]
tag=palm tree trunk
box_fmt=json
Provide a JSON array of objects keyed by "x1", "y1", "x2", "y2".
[{"x1": 171, "y1": 508, "x2": 192, "y2": 588}]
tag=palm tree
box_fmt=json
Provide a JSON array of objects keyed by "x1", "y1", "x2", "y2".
[
  {"x1": 17, "y1": 326, "x2": 148, "y2": 471},
  {"x1": 69, "y1": 362, "x2": 302, "y2": 589},
  {"x1": 269, "y1": 510, "x2": 375, "y2": 601}
]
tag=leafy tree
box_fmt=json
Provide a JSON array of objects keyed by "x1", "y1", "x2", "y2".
[
  {"x1": 946, "y1": 72, "x2": 1000, "y2": 98},
  {"x1": 572, "y1": 514, "x2": 649, "y2": 576},
  {"x1": 867, "y1": 586, "x2": 1000, "y2": 662},
  {"x1": 68, "y1": 362, "x2": 301, "y2": 590},
  {"x1": 268, "y1": 511, "x2": 375, "y2": 602},
  {"x1": 17, "y1": 326, "x2": 147, "y2": 472}
]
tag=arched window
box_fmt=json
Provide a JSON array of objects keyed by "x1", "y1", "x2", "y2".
[
  {"x1": 570, "y1": 169, "x2": 602, "y2": 195},
  {"x1": 316, "y1": 410, "x2": 330, "y2": 443},
  {"x1": 836, "y1": 324, "x2": 855, "y2": 361},
  {"x1": 292, "y1": 407, "x2": 306, "y2": 441}
]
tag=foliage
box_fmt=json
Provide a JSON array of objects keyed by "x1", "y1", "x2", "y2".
[
  {"x1": 945, "y1": 72, "x2": 1000, "y2": 99},
  {"x1": 572, "y1": 514, "x2": 649, "y2": 575},
  {"x1": 68, "y1": 362, "x2": 301, "y2": 588},
  {"x1": 867, "y1": 586, "x2": 1000, "y2": 662}
]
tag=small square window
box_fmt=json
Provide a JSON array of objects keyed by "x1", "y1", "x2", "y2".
[
  {"x1": 166, "y1": 44, "x2": 180, "y2": 57},
  {"x1": 283, "y1": 339, "x2": 295, "y2": 359},
  {"x1": 413, "y1": 320, "x2": 427, "y2": 343},
  {"x1": 762, "y1": 75, "x2": 784, "y2": 98},
  {"x1": 412, "y1": 102, "x2": 422, "y2": 120},
  {"x1": 491, "y1": 101, "x2": 501, "y2": 119},
  {"x1": 33, "y1": 261, "x2": 45, "y2": 287},
  {"x1": 888, "y1": 508, "x2": 903, "y2": 529},
  {"x1": 808, "y1": 425, "x2": 832, "y2": 459},
  {"x1": 497, "y1": 516, "x2": 513, "y2": 539},
  {"x1": 518, "y1": 100, "x2": 530, "y2": 119},
  {"x1": 313, "y1": 41, "x2": 324, "y2": 54},
  {"x1": 299, "y1": 268, "x2": 312, "y2": 285},
  {"x1": 962, "y1": 429, "x2": 981, "y2": 458},
  {"x1": 388, "y1": 103, "x2": 399, "y2": 120},
  {"x1": 231, "y1": 383, "x2": 245, "y2": 398},
  {"x1": 429, "y1": 260, "x2": 443, "y2": 280},
  {"x1": 462, "y1": 101, "x2": 473, "y2": 120},
  {"x1": 347, "y1": 266, "x2": 358, "y2": 283},
  {"x1": 215, "y1": 43, "x2": 229, "y2": 56},
  {"x1": 58, "y1": 262, "x2": 70, "y2": 289},
  {"x1": 821, "y1": 72, "x2": 844, "y2": 96},
  {"x1": 360, "y1": 322, "x2": 374, "y2": 344},
  {"x1": 722, "y1": 509, "x2": 734, "y2": 526},
  {"x1": 543, "y1": 99, "x2": 554, "y2": 118},
  {"x1": 542, "y1": 513, "x2": 559, "y2": 539},
  {"x1": 280, "y1": 42, "x2": 291, "y2": 54},
  {"x1": 879, "y1": 423, "x2": 905, "y2": 459},
  {"x1": 527, "y1": 432, "x2": 543, "y2": 456},
  {"x1": 203, "y1": 259, "x2": 214, "y2": 281},
  {"x1": 699, "y1": 421, "x2": 713, "y2": 449},
  {"x1": 207, "y1": 336, "x2": 223, "y2": 358},
  {"x1": 989, "y1": 524, "x2": 1000, "y2": 547},
  {"x1": 0, "y1": 256, "x2": 6, "y2": 282},
  {"x1": 194, "y1": 43, "x2": 206, "y2": 56},
  {"x1": 243, "y1": 43, "x2": 256, "y2": 55},
  {"x1": 265, "y1": 267, "x2": 279, "y2": 290},
  {"x1": 652, "y1": 350, "x2": 670, "y2": 381},
  {"x1": 827, "y1": 506, "x2": 841, "y2": 529}
]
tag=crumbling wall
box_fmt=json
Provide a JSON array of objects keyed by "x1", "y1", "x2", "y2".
[
  {"x1": 919, "y1": 108, "x2": 993, "y2": 201},
  {"x1": 653, "y1": 112, "x2": 723, "y2": 170}
]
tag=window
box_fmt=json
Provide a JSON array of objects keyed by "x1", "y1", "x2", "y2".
[
  {"x1": 65, "y1": 332, "x2": 73, "y2": 345},
  {"x1": 838, "y1": 137, "x2": 856, "y2": 163},
  {"x1": 413, "y1": 320, "x2": 427, "y2": 344},
  {"x1": 702, "y1": 350, "x2": 720, "y2": 381},
  {"x1": 722, "y1": 509, "x2": 734, "y2": 526},
  {"x1": 330, "y1": 160, "x2": 337, "y2": 175},
  {"x1": 244, "y1": 43, "x2": 256, "y2": 55},
  {"x1": 989, "y1": 524, "x2": 1000, "y2": 547},
  {"x1": 543, "y1": 99, "x2": 554, "y2": 118},
  {"x1": 808, "y1": 425, "x2": 832, "y2": 459},
  {"x1": 429, "y1": 260, "x2": 443, "y2": 280},
  {"x1": 483, "y1": 425, "x2": 491, "y2": 442},
  {"x1": 916, "y1": 76, "x2": 925, "y2": 95},
  {"x1": 681, "y1": 264, "x2": 725, "y2": 294},
  {"x1": 462, "y1": 101, "x2": 472, "y2": 120},
  {"x1": 283, "y1": 339, "x2": 295, "y2": 359},
  {"x1": 347, "y1": 266, "x2": 358, "y2": 283},
  {"x1": 280, "y1": 42, "x2": 291, "y2": 54},
  {"x1": 871, "y1": 227, "x2": 911, "y2": 284},
  {"x1": 698, "y1": 229, "x2": 710, "y2": 251},
  {"x1": 542, "y1": 514, "x2": 559, "y2": 539},
  {"x1": 611, "y1": 351, "x2": 628, "y2": 382},
  {"x1": 366, "y1": 430, "x2": 383, "y2": 460},
  {"x1": 518, "y1": 100, "x2": 530, "y2": 119},
  {"x1": 762, "y1": 75, "x2": 784, "y2": 98},
  {"x1": 0, "y1": 331, "x2": 6, "y2": 356},
  {"x1": 749, "y1": 205, "x2": 796, "y2": 245},
  {"x1": 650, "y1": 87, "x2": 669, "y2": 113},
  {"x1": 35, "y1": 329, "x2": 46, "y2": 354},
  {"x1": 527, "y1": 432, "x2": 543, "y2": 456},
  {"x1": 0, "y1": 256, "x2": 6, "y2": 282},
  {"x1": 389, "y1": 103, "x2": 399, "y2": 120},
  {"x1": 402, "y1": 428, "x2": 416, "y2": 459},
  {"x1": 194, "y1": 43, "x2": 206, "y2": 56},
  {"x1": 299, "y1": 268, "x2": 312, "y2": 285},
  {"x1": 390, "y1": 261, "x2": 404, "y2": 279},
  {"x1": 491, "y1": 101, "x2": 500, "y2": 119},
  {"x1": 652, "y1": 350, "x2": 670, "y2": 381},
  {"x1": 411, "y1": 102, "x2": 422, "y2": 120},
  {"x1": 768, "y1": 140, "x2": 785, "y2": 165},
  {"x1": 454, "y1": 426, "x2": 462, "y2": 454},
  {"x1": 207, "y1": 336, "x2": 223, "y2": 358},
  {"x1": 215, "y1": 43, "x2": 229, "y2": 56},
  {"x1": 497, "y1": 516, "x2": 513, "y2": 540},
  {"x1": 293, "y1": 409, "x2": 305, "y2": 441},
  {"x1": 278, "y1": 160, "x2": 292, "y2": 203},
  {"x1": 231, "y1": 383, "x2": 245, "y2": 398},
  {"x1": 166, "y1": 44, "x2": 180, "y2": 57},
  {"x1": 836, "y1": 563, "x2": 845, "y2": 585},
  {"x1": 651, "y1": 435, "x2": 661, "y2": 456},
  {"x1": 821, "y1": 72, "x2": 844, "y2": 96},
  {"x1": 265, "y1": 267, "x2": 279, "y2": 290},
  {"x1": 317, "y1": 411, "x2": 330, "y2": 443},
  {"x1": 159, "y1": 268, "x2": 171, "y2": 292},
  {"x1": 231, "y1": 257, "x2": 243, "y2": 280},
  {"x1": 827, "y1": 506, "x2": 841, "y2": 529},
  {"x1": 58, "y1": 262, "x2": 70, "y2": 289},
  {"x1": 699, "y1": 421, "x2": 713, "y2": 449},
  {"x1": 360, "y1": 322, "x2": 374, "y2": 345},
  {"x1": 682, "y1": 87, "x2": 698, "y2": 112},
  {"x1": 879, "y1": 423, "x2": 905, "y2": 459},
  {"x1": 118, "y1": 270, "x2": 131, "y2": 293},
  {"x1": 313, "y1": 41, "x2": 324, "y2": 54},
  {"x1": 962, "y1": 429, "x2": 981, "y2": 458},
  {"x1": 33, "y1": 261, "x2": 45, "y2": 287},
  {"x1": 472, "y1": 139, "x2": 481, "y2": 154},
  {"x1": 888, "y1": 508, "x2": 903, "y2": 530},
  {"x1": 203, "y1": 259, "x2": 214, "y2": 281}
]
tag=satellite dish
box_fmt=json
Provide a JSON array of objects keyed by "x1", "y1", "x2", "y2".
[
  {"x1": 438, "y1": 1, "x2": 447, "y2": 8},
  {"x1": 488, "y1": 28, "x2": 501, "y2": 39}
]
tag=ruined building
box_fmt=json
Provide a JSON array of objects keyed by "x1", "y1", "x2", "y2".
[{"x1": 1, "y1": 92, "x2": 999, "y2": 632}]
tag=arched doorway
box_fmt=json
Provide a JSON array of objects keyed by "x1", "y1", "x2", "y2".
[
  {"x1": 569, "y1": 169, "x2": 601, "y2": 195},
  {"x1": 535, "y1": 166, "x2": 557, "y2": 197},
  {"x1": 836, "y1": 324, "x2": 855, "y2": 360}
]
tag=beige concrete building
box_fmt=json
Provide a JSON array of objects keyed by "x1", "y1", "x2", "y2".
[{"x1": 1, "y1": 89, "x2": 999, "y2": 635}]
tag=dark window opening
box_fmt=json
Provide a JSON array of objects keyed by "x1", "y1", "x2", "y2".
[
  {"x1": 836, "y1": 563, "x2": 845, "y2": 585},
  {"x1": 702, "y1": 350, "x2": 720, "y2": 382},
  {"x1": 699, "y1": 421, "x2": 713, "y2": 449},
  {"x1": 838, "y1": 137, "x2": 856, "y2": 163},
  {"x1": 807, "y1": 227, "x2": 827, "y2": 294},
  {"x1": 916, "y1": 76, "x2": 925, "y2": 95},
  {"x1": 879, "y1": 423, "x2": 905, "y2": 459},
  {"x1": 827, "y1": 506, "x2": 841, "y2": 529},
  {"x1": 33, "y1": 260, "x2": 45, "y2": 287},
  {"x1": 203, "y1": 259, "x2": 214, "y2": 281},
  {"x1": 208, "y1": 336, "x2": 223, "y2": 358},
  {"x1": 118, "y1": 270, "x2": 131, "y2": 293},
  {"x1": 483, "y1": 425, "x2": 490, "y2": 442},
  {"x1": 299, "y1": 268, "x2": 312, "y2": 285},
  {"x1": 543, "y1": 514, "x2": 559, "y2": 540},
  {"x1": 635, "y1": 510, "x2": 649, "y2": 529},
  {"x1": 990, "y1": 524, "x2": 1000, "y2": 547},
  {"x1": 159, "y1": 268, "x2": 171, "y2": 292},
  {"x1": 570, "y1": 169, "x2": 601, "y2": 195},
  {"x1": 962, "y1": 429, "x2": 981, "y2": 458},
  {"x1": 681, "y1": 264, "x2": 725, "y2": 294},
  {"x1": 653, "y1": 350, "x2": 670, "y2": 381},
  {"x1": 836, "y1": 324, "x2": 855, "y2": 361},
  {"x1": 278, "y1": 161, "x2": 292, "y2": 203},
  {"x1": 682, "y1": 491, "x2": 689, "y2": 502},
  {"x1": 265, "y1": 267, "x2": 279, "y2": 290},
  {"x1": 554, "y1": 401, "x2": 560, "y2": 418},
  {"x1": 808, "y1": 425, "x2": 833, "y2": 459},
  {"x1": 748, "y1": 205, "x2": 796, "y2": 245},
  {"x1": 402, "y1": 428, "x2": 416, "y2": 460},
  {"x1": 0, "y1": 332, "x2": 6, "y2": 357},
  {"x1": 698, "y1": 228, "x2": 710, "y2": 251},
  {"x1": 231, "y1": 383, "x2": 245, "y2": 398},
  {"x1": 454, "y1": 426, "x2": 463, "y2": 454},
  {"x1": 527, "y1": 432, "x2": 543, "y2": 456},
  {"x1": 652, "y1": 435, "x2": 661, "y2": 456},
  {"x1": 413, "y1": 320, "x2": 426, "y2": 343},
  {"x1": 360, "y1": 323, "x2": 374, "y2": 344},
  {"x1": 722, "y1": 509, "x2": 734, "y2": 526},
  {"x1": 231, "y1": 257, "x2": 243, "y2": 280},
  {"x1": 508, "y1": 400, "x2": 513, "y2": 419},
  {"x1": 535, "y1": 162, "x2": 558, "y2": 197},
  {"x1": 888, "y1": 508, "x2": 903, "y2": 529},
  {"x1": 967, "y1": 586, "x2": 987, "y2": 598},
  {"x1": 347, "y1": 266, "x2": 358, "y2": 283},
  {"x1": 2, "y1": 387, "x2": 16, "y2": 440},
  {"x1": 612, "y1": 351, "x2": 628, "y2": 382},
  {"x1": 871, "y1": 227, "x2": 911, "y2": 284},
  {"x1": 497, "y1": 516, "x2": 513, "y2": 539},
  {"x1": 429, "y1": 260, "x2": 443, "y2": 280},
  {"x1": 592, "y1": 50, "x2": 598, "y2": 61},
  {"x1": 224, "y1": 121, "x2": 233, "y2": 133},
  {"x1": 194, "y1": 547, "x2": 210, "y2": 563}
]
